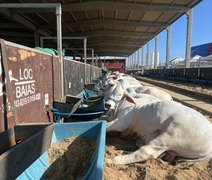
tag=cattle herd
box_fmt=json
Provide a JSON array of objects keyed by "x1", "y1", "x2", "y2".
[{"x1": 97, "y1": 71, "x2": 212, "y2": 165}]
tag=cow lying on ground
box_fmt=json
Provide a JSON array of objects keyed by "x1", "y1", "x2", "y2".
[
  {"x1": 106, "y1": 95, "x2": 212, "y2": 164},
  {"x1": 105, "y1": 84, "x2": 160, "y2": 110}
]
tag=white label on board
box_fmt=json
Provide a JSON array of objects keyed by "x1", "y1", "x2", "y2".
[
  {"x1": 81, "y1": 78, "x2": 83, "y2": 83},
  {"x1": 45, "y1": 93, "x2": 49, "y2": 105},
  {"x1": 69, "y1": 82, "x2": 71, "y2": 88}
]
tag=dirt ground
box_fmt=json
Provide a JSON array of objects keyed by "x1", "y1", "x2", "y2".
[
  {"x1": 42, "y1": 136, "x2": 96, "y2": 180},
  {"x1": 104, "y1": 134, "x2": 212, "y2": 180}
]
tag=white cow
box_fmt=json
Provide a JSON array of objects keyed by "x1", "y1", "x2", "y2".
[
  {"x1": 105, "y1": 84, "x2": 160, "y2": 109},
  {"x1": 125, "y1": 85, "x2": 173, "y2": 101},
  {"x1": 106, "y1": 95, "x2": 212, "y2": 164},
  {"x1": 104, "y1": 80, "x2": 172, "y2": 101}
]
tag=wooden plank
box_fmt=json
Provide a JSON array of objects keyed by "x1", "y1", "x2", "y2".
[
  {"x1": 14, "y1": 123, "x2": 52, "y2": 141},
  {"x1": 0, "y1": 128, "x2": 16, "y2": 155},
  {"x1": 0, "y1": 123, "x2": 54, "y2": 180}
]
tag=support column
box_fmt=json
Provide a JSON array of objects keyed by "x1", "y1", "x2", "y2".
[
  {"x1": 91, "y1": 49, "x2": 94, "y2": 82},
  {"x1": 147, "y1": 42, "x2": 150, "y2": 69},
  {"x1": 154, "y1": 35, "x2": 158, "y2": 69},
  {"x1": 128, "y1": 56, "x2": 130, "y2": 69},
  {"x1": 134, "y1": 52, "x2": 137, "y2": 69},
  {"x1": 137, "y1": 49, "x2": 140, "y2": 69},
  {"x1": 166, "y1": 26, "x2": 170, "y2": 69},
  {"x1": 185, "y1": 9, "x2": 193, "y2": 71},
  {"x1": 84, "y1": 37, "x2": 87, "y2": 84},
  {"x1": 130, "y1": 55, "x2": 132, "y2": 70},
  {"x1": 56, "y1": 4, "x2": 63, "y2": 97},
  {"x1": 142, "y1": 46, "x2": 144, "y2": 67},
  {"x1": 91, "y1": 49, "x2": 94, "y2": 65},
  {"x1": 95, "y1": 55, "x2": 98, "y2": 67}
]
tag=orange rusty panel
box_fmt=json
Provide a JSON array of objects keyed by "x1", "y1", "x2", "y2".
[{"x1": 0, "y1": 41, "x2": 60, "y2": 132}]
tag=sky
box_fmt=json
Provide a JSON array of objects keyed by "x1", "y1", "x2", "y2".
[{"x1": 130, "y1": 0, "x2": 212, "y2": 65}]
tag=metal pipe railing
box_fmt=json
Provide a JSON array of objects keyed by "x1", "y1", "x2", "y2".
[
  {"x1": 0, "y1": 3, "x2": 63, "y2": 97},
  {"x1": 40, "y1": 36, "x2": 87, "y2": 91}
]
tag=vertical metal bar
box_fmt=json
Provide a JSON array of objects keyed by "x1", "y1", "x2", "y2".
[
  {"x1": 166, "y1": 26, "x2": 170, "y2": 69},
  {"x1": 134, "y1": 52, "x2": 136, "y2": 69},
  {"x1": 198, "y1": 57, "x2": 201, "y2": 77},
  {"x1": 56, "y1": 4, "x2": 63, "y2": 97},
  {"x1": 91, "y1": 49, "x2": 94, "y2": 82},
  {"x1": 84, "y1": 37, "x2": 87, "y2": 84},
  {"x1": 147, "y1": 42, "x2": 150, "y2": 69},
  {"x1": 95, "y1": 55, "x2": 98, "y2": 66},
  {"x1": 126, "y1": 56, "x2": 129, "y2": 69},
  {"x1": 133, "y1": 52, "x2": 135, "y2": 70},
  {"x1": 137, "y1": 49, "x2": 139, "y2": 69},
  {"x1": 132, "y1": 53, "x2": 134, "y2": 69},
  {"x1": 154, "y1": 35, "x2": 158, "y2": 69},
  {"x1": 142, "y1": 46, "x2": 144, "y2": 67},
  {"x1": 151, "y1": 52, "x2": 154, "y2": 69},
  {"x1": 128, "y1": 55, "x2": 130, "y2": 70},
  {"x1": 130, "y1": 56, "x2": 132, "y2": 70},
  {"x1": 185, "y1": 9, "x2": 193, "y2": 71},
  {"x1": 91, "y1": 49, "x2": 94, "y2": 65},
  {"x1": 129, "y1": 55, "x2": 130, "y2": 70}
]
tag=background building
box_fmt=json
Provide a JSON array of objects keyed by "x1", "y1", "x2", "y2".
[{"x1": 191, "y1": 42, "x2": 212, "y2": 57}]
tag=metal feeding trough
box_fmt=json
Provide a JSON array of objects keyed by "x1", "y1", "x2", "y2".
[
  {"x1": 53, "y1": 95, "x2": 82, "y2": 113},
  {"x1": 51, "y1": 95, "x2": 83, "y2": 122},
  {"x1": 64, "y1": 96, "x2": 106, "y2": 121},
  {"x1": 0, "y1": 121, "x2": 106, "y2": 180},
  {"x1": 51, "y1": 89, "x2": 107, "y2": 122}
]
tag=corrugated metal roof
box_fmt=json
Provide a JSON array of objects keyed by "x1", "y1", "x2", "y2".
[{"x1": 0, "y1": 0, "x2": 202, "y2": 57}]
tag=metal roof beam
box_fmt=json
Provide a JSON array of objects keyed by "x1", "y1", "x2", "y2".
[
  {"x1": 64, "y1": 1, "x2": 188, "y2": 12},
  {"x1": 94, "y1": 48, "x2": 131, "y2": 53},
  {"x1": 42, "y1": 19, "x2": 166, "y2": 28},
  {"x1": 0, "y1": 31, "x2": 34, "y2": 37},
  {"x1": 96, "y1": 52, "x2": 129, "y2": 56},
  {"x1": 88, "y1": 43, "x2": 140, "y2": 48},
  {"x1": 12, "y1": 1, "x2": 188, "y2": 13},
  {"x1": 0, "y1": 23, "x2": 24, "y2": 29},
  {"x1": 65, "y1": 30, "x2": 154, "y2": 37},
  {"x1": 66, "y1": 36, "x2": 146, "y2": 44},
  {"x1": 69, "y1": 40, "x2": 145, "y2": 46},
  {"x1": 0, "y1": 9, "x2": 51, "y2": 36},
  {"x1": 95, "y1": 53, "x2": 131, "y2": 56}
]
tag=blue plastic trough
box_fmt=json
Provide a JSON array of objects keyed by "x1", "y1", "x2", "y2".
[
  {"x1": 65, "y1": 109, "x2": 105, "y2": 122},
  {"x1": 17, "y1": 121, "x2": 106, "y2": 180},
  {"x1": 52, "y1": 88, "x2": 107, "y2": 122}
]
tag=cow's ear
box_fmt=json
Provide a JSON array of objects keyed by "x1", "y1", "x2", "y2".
[{"x1": 125, "y1": 95, "x2": 136, "y2": 104}]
